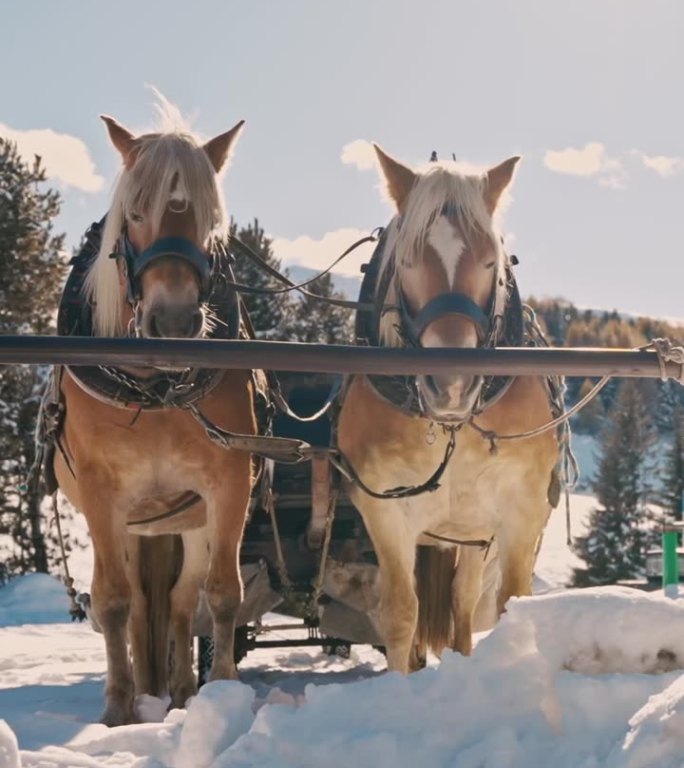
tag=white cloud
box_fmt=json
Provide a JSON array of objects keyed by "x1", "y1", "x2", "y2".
[
  {"x1": 340, "y1": 139, "x2": 376, "y2": 171},
  {"x1": 271, "y1": 227, "x2": 377, "y2": 277},
  {"x1": 638, "y1": 152, "x2": 683, "y2": 177},
  {"x1": 544, "y1": 142, "x2": 626, "y2": 189},
  {"x1": 0, "y1": 123, "x2": 104, "y2": 192}
]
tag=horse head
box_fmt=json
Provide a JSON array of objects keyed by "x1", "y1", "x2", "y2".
[
  {"x1": 375, "y1": 145, "x2": 519, "y2": 421},
  {"x1": 86, "y1": 110, "x2": 243, "y2": 339}
]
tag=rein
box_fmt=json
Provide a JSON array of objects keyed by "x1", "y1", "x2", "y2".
[
  {"x1": 224, "y1": 231, "x2": 385, "y2": 312},
  {"x1": 331, "y1": 427, "x2": 457, "y2": 500}
]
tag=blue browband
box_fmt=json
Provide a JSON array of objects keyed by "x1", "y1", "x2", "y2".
[
  {"x1": 400, "y1": 291, "x2": 490, "y2": 345},
  {"x1": 117, "y1": 234, "x2": 213, "y2": 303}
]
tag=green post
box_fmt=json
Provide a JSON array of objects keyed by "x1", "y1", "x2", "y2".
[{"x1": 662, "y1": 527, "x2": 680, "y2": 597}]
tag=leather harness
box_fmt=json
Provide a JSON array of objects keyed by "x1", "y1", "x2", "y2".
[
  {"x1": 353, "y1": 224, "x2": 525, "y2": 420},
  {"x1": 37, "y1": 218, "x2": 272, "y2": 495}
]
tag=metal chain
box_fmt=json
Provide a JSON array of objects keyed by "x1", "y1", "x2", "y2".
[
  {"x1": 98, "y1": 364, "x2": 200, "y2": 408},
  {"x1": 51, "y1": 493, "x2": 86, "y2": 622}
]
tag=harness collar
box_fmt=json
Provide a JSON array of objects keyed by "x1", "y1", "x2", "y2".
[{"x1": 58, "y1": 218, "x2": 242, "y2": 411}]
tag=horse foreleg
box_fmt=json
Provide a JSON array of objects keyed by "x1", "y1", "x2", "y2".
[
  {"x1": 361, "y1": 506, "x2": 418, "y2": 674},
  {"x1": 496, "y1": 520, "x2": 544, "y2": 615},
  {"x1": 451, "y1": 546, "x2": 488, "y2": 656},
  {"x1": 205, "y1": 464, "x2": 251, "y2": 682},
  {"x1": 169, "y1": 528, "x2": 209, "y2": 708},
  {"x1": 472, "y1": 545, "x2": 500, "y2": 634},
  {"x1": 125, "y1": 534, "x2": 151, "y2": 696},
  {"x1": 86, "y1": 496, "x2": 134, "y2": 726}
]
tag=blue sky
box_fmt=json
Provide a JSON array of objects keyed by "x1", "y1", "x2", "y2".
[{"x1": 2, "y1": 0, "x2": 683, "y2": 318}]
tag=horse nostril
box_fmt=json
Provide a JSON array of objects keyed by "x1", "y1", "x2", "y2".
[
  {"x1": 146, "y1": 313, "x2": 162, "y2": 338},
  {"x1": 423, "y1": 375, "x2": 442, "y2": 397}
]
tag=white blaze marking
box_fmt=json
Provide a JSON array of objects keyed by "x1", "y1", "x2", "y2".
[
  {"x1": 427, "y1": 215, "x2": 465, "y2": 283},
  {"x1": 170, "y1": 177, "x2": 187, "y2": 203}
]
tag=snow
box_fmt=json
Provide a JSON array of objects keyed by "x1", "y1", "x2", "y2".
[
  {"x1": 0, "y1": 720, "x2": 20, "y2": 768},
  {"x1": 3, "y1": 494, "x2": 684, "y2": 767},
  {"x1": 0, "y1": 574, "x2": 73, "y2": 627}
]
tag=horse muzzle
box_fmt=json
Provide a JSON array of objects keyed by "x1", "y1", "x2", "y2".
[
  {"x1": 417, "y1": 372, "x2": 483, "y2": 422},
  {"x1": 137, "y1": 302, "x2": 205, "y2": 340}
]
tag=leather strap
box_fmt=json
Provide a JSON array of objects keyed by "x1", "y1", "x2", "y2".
[{"x1": 400, "y1": 291, "x2": 490, "y2": 345}]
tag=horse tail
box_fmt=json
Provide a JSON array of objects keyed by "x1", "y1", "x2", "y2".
[
  {"x1": 415, "y1": 545, "x2": 456, "y2": 657},
  {"x1": 138, "y1": 534, "x2": 183, "y2": 697}
]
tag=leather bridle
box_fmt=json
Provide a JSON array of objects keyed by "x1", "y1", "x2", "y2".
[{"x1": 111, "y1": 227, "x2": 215, "y2": 306}]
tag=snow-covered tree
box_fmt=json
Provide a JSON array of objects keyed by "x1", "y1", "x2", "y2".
[
  {"x1": 228, "y1": 219, "x2": 294, "y2": 339},
  {"x1": 287, "y1": 272, "x2": 353, "y2": 345},
  {"x1": 572, "y1": 377, "x2": 606, "y2": 434},
  {"x1": 659, "y1": 404, "x2": 684, "y2": 522},
  {"x1": 0, "y1": 139, "x2": 67, "y2": 583},
  {"x1": 572, "y1": 380, "x2": 657, "y2": 586}
]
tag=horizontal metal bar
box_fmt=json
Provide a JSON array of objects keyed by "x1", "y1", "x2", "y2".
[
  {"x1": 0, "y1": 335, "x2": 679, "y2": 380},
  {"x1": 247, "y1": 637, "x2": 351, "y2": 650}
]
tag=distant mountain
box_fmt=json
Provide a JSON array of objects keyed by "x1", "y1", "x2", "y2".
[{"x1": 286, "y1": 265, "x2": 362, "y2": 300}]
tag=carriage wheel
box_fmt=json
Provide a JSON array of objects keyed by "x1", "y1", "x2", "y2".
[
  {"x1": 322, "y1": 640, "x2": 352, "y2": 659},
  {"x1": 196, "y1": 626, "x2": 251, "y2": 687},
  {"x1": 233, "y1": 624, "x2": 250, "y2": 665},
  {"x1": 197, "y1": 636, "x2": 214, "y2": 687}
]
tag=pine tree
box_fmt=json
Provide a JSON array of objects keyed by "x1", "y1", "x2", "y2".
[
  {"x1": 572, "y1": 380, "x2": 656, "y2": 586},
  {"x1": 287, "y1": 272, "x2": 354, "y2": 345},
  {"x1": 228, "y1": 218, "x2": 294, "y2": 340},
  {"x1": 572, "y1": 377, "x2": 606, "y2": 434},
  {"x1": 659, "y1": 404, "x2": 684, "y2": 521},
  {"x1": 0, "y1": 139, "x2": 67, "y2": 583}
]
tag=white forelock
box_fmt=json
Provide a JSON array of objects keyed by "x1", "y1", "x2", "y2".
[{"x1": 84, "y1": 102, "x2": 227, "y2": 337}]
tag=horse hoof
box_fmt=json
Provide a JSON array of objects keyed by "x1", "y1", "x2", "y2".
[
  {"x1": 208, "y1": 664, "x2": 238, "y2": 682},
  {"x1": 100, "y1": 702, "x2": 134, "y2": 727},
  {"x1": 170, "y1": 684, "x2": 197, "y2": 710}
]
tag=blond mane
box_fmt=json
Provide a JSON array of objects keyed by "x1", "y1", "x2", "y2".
[
  {"x1": 84, "y1": 101, "x2": 227, "y2": 337},
  {"x1": 378, "y1": 162, "x2": 504, "y2": 348}
]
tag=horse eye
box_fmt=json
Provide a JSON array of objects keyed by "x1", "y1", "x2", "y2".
[
  {"x1": 484, "y1": 260, "x2": 496, "y2": 269},
  {"x1": 130, "y1": 212, "x2": 144, "y2": 224}
]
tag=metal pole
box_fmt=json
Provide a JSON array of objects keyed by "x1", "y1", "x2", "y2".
[
  {"x1": 662, "y1": 524, "x2": 682, "y2": 598},
  {"x1": 0, "y1": 336, "x2": 681, "y2": 380}
]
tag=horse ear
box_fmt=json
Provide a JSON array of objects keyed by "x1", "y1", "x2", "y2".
[
  {"x1": 373, "y1": 144, "x2": 417, "y2": 212},
  {"x1": 485, "y1": 156, "x2": 521, "y2": 213},
  {"x1": 100, "y1": 116, "x2": 137, "y2": 168},
  {"x1": 203, "y1": 120, "x2": 245, "y2": 173}
]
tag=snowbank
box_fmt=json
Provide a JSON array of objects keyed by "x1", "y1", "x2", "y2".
[
  {"x1": 0, "y1": 574, "x2": 72, "y2": 627},
  {"x1": 5, "y1": 497, "x2": 684, "y2": 767},
  {"x1": 0, "y1": 721, "x2": 20, "y2": 768},
  {"x1": 10, "y1": 586, "x2": 684, "y2": 768}
]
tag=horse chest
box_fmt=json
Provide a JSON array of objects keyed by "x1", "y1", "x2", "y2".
[
  {"x1": 395, "y1": 441, "x2": 509, "y2": 540},
  {"x1": 76, "y1": 423, "x2": 204, "y2": 500}
]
